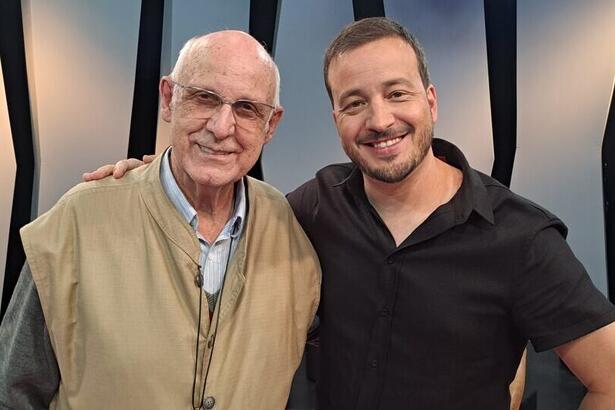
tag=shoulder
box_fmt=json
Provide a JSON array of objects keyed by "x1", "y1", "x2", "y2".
[
  {"x1": 23, "y1": 164, "x2": 155, "y2": 237},
  {"x1": 61, "y1": 164, "x2": 152, "y2": 205},
  {"x1": 287, "y1": 163, "x2": 355, "y2": 215},
  {"x1": 246, "y1": 176, "x2": 286, "y2": 203},
  {"x1": 314, "y1": 162, "x2": 356, "y2": 186},
  {"x1": 245, "y1": 177, "x2": 318, "y2": 257},
  {"x1": 476, "y1": 170, "x2": 568, "y2": 237},
  {"x1": 246, "y1": 176, "x2": 297, "y2": 219}
]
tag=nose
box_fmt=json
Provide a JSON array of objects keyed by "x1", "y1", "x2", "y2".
[
  {"x1": 365, "y1": 99, "x2": 395, "y2": 132},
  {"x1": 205, "y1": 103, "x2": 236, "y2": 140}
]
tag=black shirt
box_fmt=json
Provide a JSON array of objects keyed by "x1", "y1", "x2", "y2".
[{"x1": 287, "y1": 138, "x2": 615, "y2": 410}]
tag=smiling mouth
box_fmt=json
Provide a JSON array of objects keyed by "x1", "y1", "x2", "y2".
[
  {"x1": 197, "y1": 143, "x2": 232, "y2": 155},
  {"x1": 365, "y1": 135, "x2": 405, "y2": 149}
]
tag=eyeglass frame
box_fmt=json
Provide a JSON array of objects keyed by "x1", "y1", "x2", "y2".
[{"x1": 168, "y1": 79, "x2": 277, "y2": 127}]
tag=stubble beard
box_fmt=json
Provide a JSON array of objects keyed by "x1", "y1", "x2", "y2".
[{"x1": 344, "y1": 125, "x2": 433, "y2": 184}]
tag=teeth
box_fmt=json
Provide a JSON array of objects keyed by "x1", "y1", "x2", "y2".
[
  {"x1": 372, "y1": 137, "x2": 402, "y2": 148},
  {"x1": 198, "y1": 144, "x2": 230, "y2": 155}
]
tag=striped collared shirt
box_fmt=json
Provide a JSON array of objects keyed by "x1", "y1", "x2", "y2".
[{"x1": 160, "y1": 148, "x2": 246, "y2": 307}]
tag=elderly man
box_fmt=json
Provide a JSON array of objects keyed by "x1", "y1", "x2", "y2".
[
  {"x1": 0, "y1": 31, "x2": 320, "y2": 409},
  {"x1": 80, "y1": 18, "x2": 615, "y2": 410}
]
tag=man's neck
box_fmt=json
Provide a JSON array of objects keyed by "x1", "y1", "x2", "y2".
[
  {"x1": 363, "y1": 149, "x2": 463, "y2": 246},
  {"x1": 189, "y1": 184, "x2": 236, "y2": 244},
  {"x1": 170, "y1": 156, "x2": 236, "y2": 243}
]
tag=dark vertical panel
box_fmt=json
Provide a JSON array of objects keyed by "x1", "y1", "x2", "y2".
[
  {"x1": 127, "y1": 0, "x2": 165, "y2": 159},
  {"x1": 603, "y1": 83, "x2": 615, "y2": 303},
  {"x1": 484, "y1": 0, "x2": 516, "y2": 187},
  {"x1": 0, "y1": 0, "x2": 35, "y2": 320},
  {"x1": 250, "y1": 0, "x2": 280, "y2": 55},
  {"x1": 248, "y1": 0, "x2": 281, "y2": 180},
  {"x1": 353, "y1": 0, "x2": 385, "y2": 20}
]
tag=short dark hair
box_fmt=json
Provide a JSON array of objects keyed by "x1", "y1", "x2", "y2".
[{"x1": 323, "y1": 17, "x2": 430, "y2": 104}]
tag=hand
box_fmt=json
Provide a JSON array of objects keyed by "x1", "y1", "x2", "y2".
[{"x1": 82, "y1": 155, "x2": 155, "y2": 182}]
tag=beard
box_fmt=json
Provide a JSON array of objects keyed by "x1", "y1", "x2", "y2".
[{"x1": 343, "y1": 123, "x2": 433, "y2": 184}]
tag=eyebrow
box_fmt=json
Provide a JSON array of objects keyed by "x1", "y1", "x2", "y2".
[
  {"x1": 383, "y1": 78, "x2": 415, "y2": 88},
  {"x1": 337, "y1": 88, "x2": 363, "y2": 104},
  {"x1": 337, "y1": 78, "x2": 417, "y2": 103}
]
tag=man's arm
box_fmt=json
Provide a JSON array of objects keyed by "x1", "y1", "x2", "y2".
[
  {"x1": 0, "y1": 262, "x2": 59, "y2": 409},
  {"x1": 509, "y1": 348, "x2": 526, "y2": 410},
  {"x1": 555, "y1": 322, "x2": 615, "y2": 409}
]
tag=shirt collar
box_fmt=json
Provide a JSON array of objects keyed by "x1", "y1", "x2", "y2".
[
  {"x1": 160, "y1": 148, "x2": 246, "y2": 240},
  {"x1": 431, "y1": 138, "x2": 494, "y2": 225},
  {"x1": 336, "y1": 138, "x2": 495, "y2": 225}
]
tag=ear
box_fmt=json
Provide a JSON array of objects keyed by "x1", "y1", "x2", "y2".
[
  {"x1": 426, "y1": 84, "x2": 438, "y2": 123},
  {"x1": 263, "y1": 106, "x2": 284, "y2": 144},
  {"x1": 160, "y1": 77, "x2": 174, "y2": 123}
]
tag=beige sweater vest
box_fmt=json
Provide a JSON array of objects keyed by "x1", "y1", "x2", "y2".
[{"x1": 21, "y1": 155, "x2": 320, "y2": 409}]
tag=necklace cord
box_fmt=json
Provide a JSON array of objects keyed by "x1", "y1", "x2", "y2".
[{"x1": 192, "y1": 234, "x2": 235, "y2": 409}]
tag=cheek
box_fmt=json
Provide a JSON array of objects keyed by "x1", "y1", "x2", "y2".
[
  {"x1": 337, "y1": 120, "x2": 360, "y2": 143},
  {"x1": 238, "y1": 130, "x2": 267, "y2": 151},
  {"x1": 170, "y1": 125, "x2": 203, "y2": 153},
  {"x1": 173, "y1": 118, "x2": 205, "y2": 137},
  {"x1": 410, "y1": 103, "x2": 433, "y2": 122}
]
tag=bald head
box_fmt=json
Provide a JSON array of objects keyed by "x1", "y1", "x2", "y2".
[{"x1": 170, "y1": 31, "x2": 280, "y2": 106}]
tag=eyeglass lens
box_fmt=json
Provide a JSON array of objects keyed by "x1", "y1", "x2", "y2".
[{"x1": 181, "y1": 87, "x2": 273, "y2": 125}]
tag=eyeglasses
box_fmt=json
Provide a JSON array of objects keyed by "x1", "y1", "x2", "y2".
[{"x1": 171, "y1": 80, "x2": 276, "y2": 128}]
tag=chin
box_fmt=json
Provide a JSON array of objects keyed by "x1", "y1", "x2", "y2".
[
  {"x1": 184, "y1": 167, "x2": 229, "y2": 188},
  {"x1": 351, "y1": 149, "x2": 428, "y2": 184},
  {"x1": 364, "y1": 164, "x2": 415, "y2": 184}
]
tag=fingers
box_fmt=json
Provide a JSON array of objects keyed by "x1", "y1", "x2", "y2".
[
  {"x1": 142, "y1": 154, "x2": 156, "y2": 164},
  {"x1": 111, "y1": 159, "x2": 129, "y2": 179},
  {"x1": 112, "y1": 158, "x2": 144, "y2": 178},
  {"x1": 82, "y1": 158, "x2": 147, "y2": 182},
  {"x1": 82, "y1": 164, "x2": 115, "y2": 182}
]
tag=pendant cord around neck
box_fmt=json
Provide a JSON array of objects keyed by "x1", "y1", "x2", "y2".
[{"x1": 192, "y1": 233, "x2": 235, "y2": 409}]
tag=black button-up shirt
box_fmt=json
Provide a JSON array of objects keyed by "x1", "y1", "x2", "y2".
[{"x1": 288, "y1": 138, "x2": 615, "y2": 410}]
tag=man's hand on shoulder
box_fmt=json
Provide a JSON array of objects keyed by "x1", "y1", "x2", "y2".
[{"x1": 81, "y1": 155, "x2": 155, "y2": 182}]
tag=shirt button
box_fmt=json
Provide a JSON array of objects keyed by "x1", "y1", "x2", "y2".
[
  {"x1": 386, "y1": 257, "x2": 394, "y2": 264},
  {"x1": 371, "y1": 360, "x2": 378, "y2": 368},
  {"x1": 380, "y1": 309, "x2": 389, "y2": 317},
  {"x1": 204, "y1": 396, "x2": 215, "y2": 409}
]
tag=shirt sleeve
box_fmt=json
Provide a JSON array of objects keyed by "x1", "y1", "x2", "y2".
[
  {"x1": 0, "y1": 261, "x2": 59, "y2": 409},
  {"x1": 512, "y1": 225, "x2": 615, "y2": 352}
]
